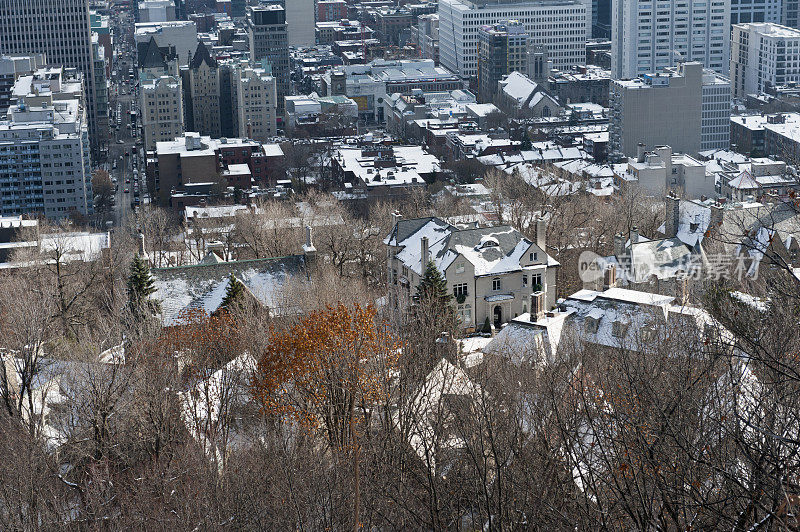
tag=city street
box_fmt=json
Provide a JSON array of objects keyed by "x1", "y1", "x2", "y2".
[{"x1": 104, "y1": 8, "x2": 143, "y2": 229}]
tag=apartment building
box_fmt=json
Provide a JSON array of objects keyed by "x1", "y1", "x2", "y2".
[
  {"x1": 149, "y1": 132, "x2": 270, "y2": 205},
  {"x1": 477, "y1": 20, "x2": 528, "y2": 103},
  {"x1": 187, "y1": 42, "x2": 221, "y2": 138},
  {"x1": 0, "y1": 68, "x2": 92, "y2": 219},
  {"x1": 316, "y1": 0, "x2": 348, "y2": 22},
  {"x1": 611, "y1": 0, "x2": 730, "y2": 79},
  {"x1": 234, "y1": 65, "x2": 277, "y2": 141},
  {"x1": 784, "y1": 0, "x2": 800, "y2": 28},
  {"x1": 139, "y1": 38, "x2": 183, "y2": 151},
  {"x1": 138, "y1": 0, "x2": 177, "y2": 22},
  {"x1": 141, "y1": 76, "x2": 184, "y2": 150},
  {"x1": 438, "y1": 0, "x2": 589, "y2": 78},
  {"x1": 0, "y1": 54, "x2": 45, "y2": 114},
  {"x1": 731, "y1": 23, "x2": 800, "y2": 98},
  {"x1": 247, "y1": 5, "x2": 289, "y2": 117},
  {"x1": 613, "y1": 145, "x2": 716, "y2": 199},
  {"x1": 0, "y1": 0, "x2": 106, "y2": 157},
  {"x1": 316, "y1": 19, "x2": 376, "y2": 45}
]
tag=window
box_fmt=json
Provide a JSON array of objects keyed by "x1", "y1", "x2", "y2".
[
  {"x1": 530, "y1": 252, "x2": 538, "y2": 262},
  {"x1": 531, "y1": 273, "x2": 543, "y2": 291},
  {"x1": 522, "y1": 275, "x2": 528, "y2": 286},
  {"x1": 457, "y1": 304, "x2": 472, "y2": 324},
  {"x1": 492, "y1": 278, "x2": 502, "y2": 291},
  {"x1": 453, "y1": 283, "x2": 468, "y2": 298},
  {"x1": 455, "y1": 262, "x2": 465, "y2": 274}
]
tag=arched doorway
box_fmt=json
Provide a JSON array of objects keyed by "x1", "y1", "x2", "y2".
[{"x1": 493, "y1": 305, "x2": 503, "y2": 329}]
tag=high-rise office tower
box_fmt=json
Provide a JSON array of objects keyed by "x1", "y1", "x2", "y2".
[
  {"x1": 0, "y1": 0, "x2": 106, "y2": 158},
  {"x1": 783, "y1": 0, "x2": 800, "y2": 28},
  {"x1": 247, "y1": 4, "x2": 289, "y2": 121},
  {"x1": 611, "y1": 0, "x2": 730, "y2": 79},
  {"x1": 592, "y1": 0, "x2": 611, "y2": 38},
  {"x1": 477, "y1": 20, "x2": 528, "y2": 103},
  {"x1": 438, "y1": 0, "x2": 589, "y2": 79}
]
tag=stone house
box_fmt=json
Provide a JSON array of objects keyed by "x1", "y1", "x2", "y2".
[{"x1": 385, "y1": 215, "x2": 559, "y2": 331}]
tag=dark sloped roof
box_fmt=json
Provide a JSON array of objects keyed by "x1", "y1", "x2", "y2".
[
  {"x1": 189, "y1": 42, "x2": 217, "y2": 70},
  {"x1": 387, "y1": 217, "x2": 456, "y2": 246},
  {"x1": 138, "y1": 37, "x2": 177, "y2": 70},
  {"x1": 438, "y1": 226, "x2": 524, "y2": 259},
  {"x1": 152, "y1": 255, "x2": 305, "y2": 325}
]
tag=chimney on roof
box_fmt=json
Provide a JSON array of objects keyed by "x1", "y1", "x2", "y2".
[
  {"x1": 675, "y1": 274, "x2": 689, "y2": 306},
  {"x1": 613, "y1": 233, "x2": 626, "y2": 259},
  {"x1": 392, "y1": 211, "x2": 402, "y2": 229},
  {"x1": 532, "y1": 290, "x2": 545, "y2": 321},
  {"x1": 665, "y1": 193, "x2": 680, "y2": 238},
  {"x1": 630, "y1": 226, "x2": 640, "y2": 245},
  {"x1": 421, "y1": 236, "x2": 430, "y2": 269},
  {"x1": 535, "y1": 216, "x2": 546, "y2": 251},
  {"x1": 636, "y1": 143, "x2": 646, "y2": 163},
  {"x1": 710, "y1": 202, "x2": 724, "y2": 233},
  {"x1": 303, "y1": 225, "x2": 316, "y2": 264},
  {"x1": 603, "y1": 263, "x2": 617, "y2": 290}
]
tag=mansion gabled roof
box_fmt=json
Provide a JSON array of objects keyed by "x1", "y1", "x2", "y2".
[{"x1": 387, "y1": 217, "x2": 558, "y2": 277}]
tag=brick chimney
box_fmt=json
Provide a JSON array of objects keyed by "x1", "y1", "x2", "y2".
[
  {"x1": 614, "y1": 233, "x2": 626, "y2": 259},
  {"x1": 710, "y1": 202, "x2": 724, "y2": 232},
  {"x1": 421, "y1": 236, "x2": 430, "y2": 269},
  {"x1": 675, "y1": 274, "x2": 689, "y2": 306},
  {"x1": 603, "y1": 263, "x2": 617, "y2": 290},
  {"x1": 532, "y1": 290, "x2": 545, "y2": 320},
  {"x1": 665, "y1": 193, "x2": 680, "y2": 238},
  {"x1": 536, "y1": 216, "x2": 546, "y2": 251},
  {"x1": 636, "y1": 143, "x2": 646, "y2": 163}
]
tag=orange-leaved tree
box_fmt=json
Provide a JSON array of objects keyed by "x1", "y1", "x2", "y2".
[{"x1": 251, "y1": 302, "x2": 400, "y2": 450}]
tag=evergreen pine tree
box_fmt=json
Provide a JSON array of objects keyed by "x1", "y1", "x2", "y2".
[
  {"x1": 219, "y1": 273, "x2": 246, "y2": 312},
  {"x1": 127, "y1": 255, "x2": 159, "y2": 315},
  {"x1": 416, "y1": 260, "x2": 451, "y2": 306},
  {"x1": 520, "y1": 134, "x2": 532, "y2": 151}
]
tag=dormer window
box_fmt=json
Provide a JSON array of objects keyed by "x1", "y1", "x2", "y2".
[
  {"x1": 530, "y1": 252, "x2": 538, "y2": 262},
  {"x1": 479, "y1": 235, "x2": 500, "y2": 250}
]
